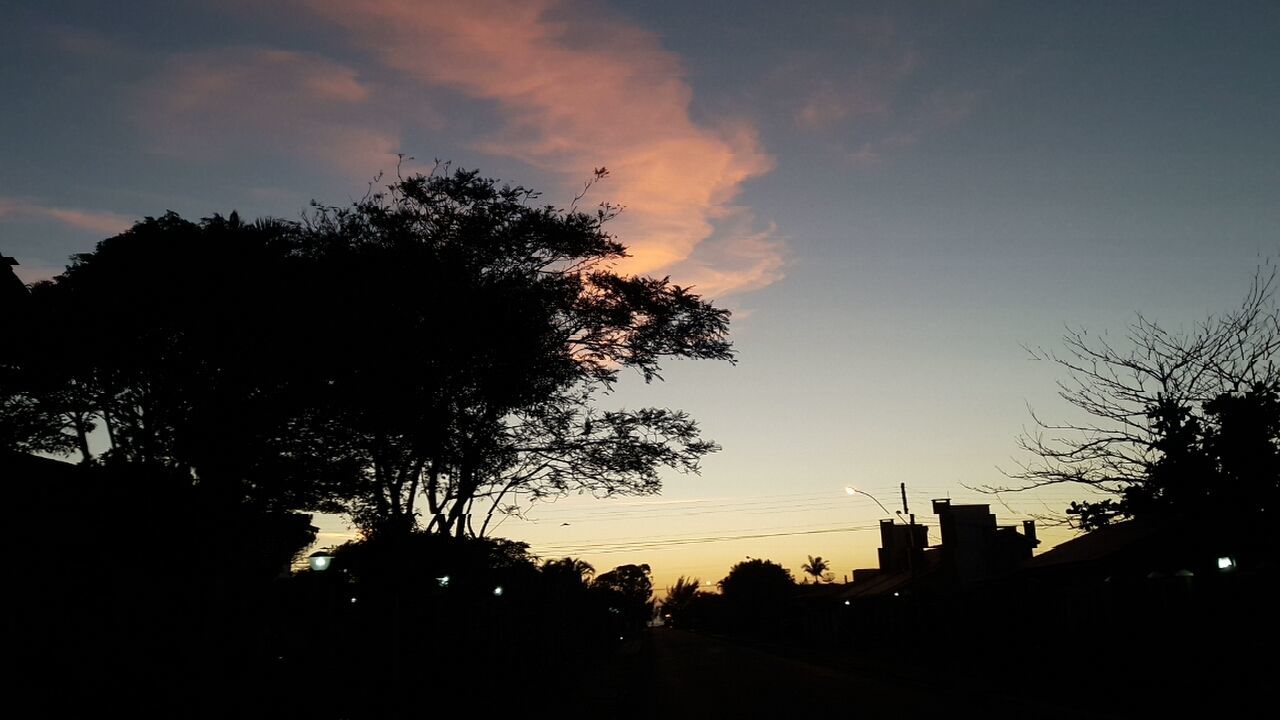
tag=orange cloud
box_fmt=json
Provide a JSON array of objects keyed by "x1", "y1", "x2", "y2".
[
  {"x1": 300, "y1": 0, "x2": 781, "y2": 297},
  {"x1": 0, "y1": 197, "x2": 132, "y2": 236},
  {"x1": 677, "y1": 208, "x2": 786, "y2": 299}
]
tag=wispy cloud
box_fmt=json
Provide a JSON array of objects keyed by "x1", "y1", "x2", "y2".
[
  {"x1": 785, "y1": 14, "x2": 979, "y2": 167},
  {"x1": 142, "y1": 48, "x2": 403, "y2": 180},
  {"x1": 845, "y1": 88, "x2": 980, "y2": 166},
  {"x1": 0, "y1": 197, "x2": 133, "y2": 236},
  {"x1": 298, "y1": 0, "x2": 781, "y2": 297},
  {"x1": 678, "y1": 208, "x2": 786, "y2": 299}
]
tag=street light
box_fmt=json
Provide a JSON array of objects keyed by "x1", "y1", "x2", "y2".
[
  {"x1": 307, "y1": 550, "x2": 335, "y2": 572},
  {"x1": 845, "y1": 486, "x2": 893, "y2": 517}
]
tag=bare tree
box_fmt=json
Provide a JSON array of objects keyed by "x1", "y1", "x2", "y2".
[{"x1": 988, "y1": 263, "x2": 1279, "y2": 528}]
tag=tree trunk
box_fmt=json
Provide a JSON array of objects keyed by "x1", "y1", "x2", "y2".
[{"x1": 71, "y1": 412, "x2": 92, "y2": 464}]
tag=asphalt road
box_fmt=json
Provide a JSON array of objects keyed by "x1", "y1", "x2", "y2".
[{"x1": 578, "y1": 629, "x2": 1100, "y2": 719}]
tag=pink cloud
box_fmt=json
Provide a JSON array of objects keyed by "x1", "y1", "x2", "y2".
[
  {"x1": 846, "y1": 88, "x2": 979, "y2": 167},
  {"x1": 299, "y1": 0, "x2": 781, "y2": 297},
  {"x1": 143, "y1": 48, "x2": 401, "y2": 180},
  {"x1": 0, "y1": 197, "x2": 132, "y2": 236},
  {"x1": 677, "y1": 209, "x2": 786, "y2": 299}
]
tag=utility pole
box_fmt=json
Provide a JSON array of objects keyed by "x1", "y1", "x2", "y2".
[{"x1": 901, "y1": 482, "x2": 916, "y2": 577}]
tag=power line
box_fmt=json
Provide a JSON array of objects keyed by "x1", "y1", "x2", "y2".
[
  {"x1": 531, "y1": 524, "x2": 886, "y2": 555},
  {"x1": 536, "y1": 519, "x2": 891, "y2": 549}
]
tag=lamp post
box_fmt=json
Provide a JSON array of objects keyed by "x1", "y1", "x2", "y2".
[
  {"x1": 847, "y1": 484, "x2": 918, "y2": 577},
  {"x1": 307, "y1": 550, "x2": 334, "y2": 572},
  {"x1": 845, "y1": 486, "x2": 893, "y2": 517}
]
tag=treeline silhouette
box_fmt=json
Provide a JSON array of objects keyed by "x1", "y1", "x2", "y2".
[
  {"x1": 5, "y1": 450, "x2": 655, "y2": 717},
  {"x1": 3, "y1": 166, "x2": 734, "y2": 717}
]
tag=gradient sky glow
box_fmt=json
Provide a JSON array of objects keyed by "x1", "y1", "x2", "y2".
[{"x1": 4, "y1": 0, "x2": 1277, "y2": 592}]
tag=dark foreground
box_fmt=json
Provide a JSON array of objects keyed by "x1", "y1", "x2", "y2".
[{"x1": 566, "y1": 629, "x2": 1098, "y2": 719}]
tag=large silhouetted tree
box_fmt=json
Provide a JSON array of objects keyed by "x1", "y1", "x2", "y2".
[
  {"x1": 290, "y1": 166, "x2": 733, "y2": 536},
  {"x1": 997, "y1": 265, "x2": 1280, "y2": 529},
  {"x1": 720, "y1": 559, "x2": 794, "y2": 600},
  {"x1": 2, "y1": 260, "x2": 92, "y2": 459},
  {"x1": 719, "y1": 558, "x2": 795, "y2": 634},
  {"x1": 592, "y1": 563, "x2": 654, "y2": 631},
  {"x1": 3, "y1": 165, "x2": 734, "y2": 536},
  {"x1": 3, "y1": 212, "x2": 351, "y2": 510}
]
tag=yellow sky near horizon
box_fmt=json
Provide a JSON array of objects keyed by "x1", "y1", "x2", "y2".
[{"x1": 307, "y1": 481, "x2": 1088, "y2": 598}]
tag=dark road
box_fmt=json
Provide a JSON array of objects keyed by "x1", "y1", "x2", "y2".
[{"x1": 580, "y1": 629, "x2": 1101, "y2": 719}]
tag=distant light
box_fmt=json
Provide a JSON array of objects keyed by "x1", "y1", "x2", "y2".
[
  {"x1": 893, "y1": 592, "x2": 900, "y2": 597},
  {"x1": 618, "y1": 636, "x2": 624, "y2": 641},
  {"x1": 350, "y1": 597, "x2": 358, "y2": 603},
  {"x1": 437, "y1": 576, "x2": 450, "y2": 587},
  {"x1": 308, "y1": 552, "x2": 333, "y2": 572},
  {"x1": 1218, "y1": 556, "x2": 1236, "y2": 571},
  {"x1": 843, "y1": 600, "x2": 851, "y2": 606},
  {"x1": 493, "y1": 586, "x2": 504, "y2": 596}
]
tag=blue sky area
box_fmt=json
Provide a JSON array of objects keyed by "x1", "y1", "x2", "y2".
[{"x1": 3, "y1": 0, "x2": 1277, "y2": 589}]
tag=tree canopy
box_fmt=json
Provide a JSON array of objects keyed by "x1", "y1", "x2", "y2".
[
  {"x1": 659, "y1": 575, "x2": 703, "y2": 627},
  {"x1": 2, "y1": 165, "x2": 736, "y2": 536},
  {"x1": 591, "y1": 562, "x2": 654, "y2": 630},
  {"x1": 719, "y1": 558, "x2": 794, "y2": 603},
  {"x1": 1001, "y1": 265, "x2": 1280, "y2": 530}
]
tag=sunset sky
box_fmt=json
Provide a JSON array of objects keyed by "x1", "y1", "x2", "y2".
[{"x1": 4, "y1": 1, "x2": 1277, "y2": 592}]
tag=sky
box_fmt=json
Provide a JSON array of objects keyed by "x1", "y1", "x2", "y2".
[{"x1": 3, "y1": 0, "x2": 1278, "y2": 593}]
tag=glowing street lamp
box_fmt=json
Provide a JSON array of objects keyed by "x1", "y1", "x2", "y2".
[
  {"x1": 845, "y1": 486, "x2": 893, "y2": 517},
  {"x1": 308, "y1": 551, "x2": 334, "y2": 572}
]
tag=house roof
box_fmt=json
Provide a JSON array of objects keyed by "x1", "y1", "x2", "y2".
[
  {"x1": 1022, "y1": 516, "x2": 1276, "y2": 577},
  {"x1": 838, "y1": 570, "x2": 915, "y2": 600},
  {"x1": 1023, "y1": 521, "x2": 1162, "y2": 570},
  {"x1": 839, "y1": 550, "x2": 945, "y2": 600}
]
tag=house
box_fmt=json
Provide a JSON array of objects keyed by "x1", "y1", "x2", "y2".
[
  {"x1": 843, "y1": 499, "x2": 1038, "y2": 600},
  {"x1": 837, "y1": 499, "x2": 1040, "y2": 649}
]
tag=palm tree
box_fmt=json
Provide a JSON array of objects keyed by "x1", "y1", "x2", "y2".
[
  {"x1": 801, "y1": 555, "x2": 830, "y2": 584},
  {"x1": 660, "y1": 576, "x2": 702, "y2": 627},
  {"x1": 541, "y1": 557, "x2": 595, "y2": 587}
]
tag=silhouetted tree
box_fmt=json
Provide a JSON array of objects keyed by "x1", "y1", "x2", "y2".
[
  {"x1": 542, "y1": 556, "x2": 596, "y2": 588},
  {"x1": 719, "y1": 558, "x2": 795, "y2": 634},
  {"x1": 592, "y1": 562, "x2": 654, "y2": 631},
  {"x1": 996, "y1": 265, "x2": 1280, "y2": 529},
  {"x1": 4, "y1": 212, "x2": 352, "y2": 509},
  {"x1": 660, "y1": 575, "x2": 702, "y2": 627},
  {"x1": 801, "y1": 555, "x2": 830, "y2": 583},
  {"x1": 720, "y1": 559, "x2": 794, "y2": 598},
  {"x1": 284, "y1": 165, "x2": 734, "y2": 536},
  {"x1": 1, "y1": 267, "x2": 95, "y2": 459},
  {"x1": 6, "y1": 165, "x2": 734, "y2": 533}
]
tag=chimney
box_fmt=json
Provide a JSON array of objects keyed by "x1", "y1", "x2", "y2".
[{"x1": 1023, "y1": 519, "x2": 1039, "y2": 546}]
